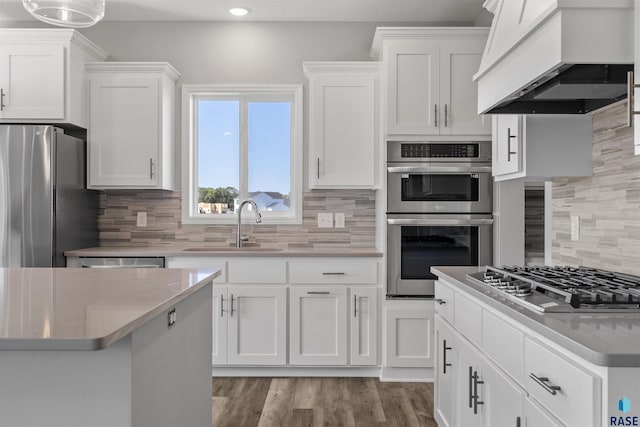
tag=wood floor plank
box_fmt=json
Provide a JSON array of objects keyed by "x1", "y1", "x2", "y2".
[
  {"x1": 212, "y1": 377, "x2": 436, "y2": 427},
  {"x1": 257, "y1": 378, "x2": 296, "y2": 427}
]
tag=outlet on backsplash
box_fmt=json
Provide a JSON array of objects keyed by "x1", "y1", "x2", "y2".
[
  {"x1": 136, "y1": 212, "x2": 147, "y2": 228},
  {"x1": 571, "y1": 215, "x2": 580, "y2": 241},
  {"x1": 334, "y1": 213, "x2": 345, "y2": 228},
  {"x1": 317, "y1": 212, "x2": 333, "y2": 228}
]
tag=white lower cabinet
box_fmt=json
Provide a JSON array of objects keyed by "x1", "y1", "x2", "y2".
[
  {"x1": 385, "y1": 307, "x2": 435, "y2": 368},
  {"x1": 437, "y1": 315, "x2": 526, "y2": 427},
  {"x1": 436, "y1": 278, "x2": 602, "y2": 427},
  {"x1": 214, "y1": 286, "x2": 287, "y2": 366},
  {"x1": 289, "y1": 286, "x2": 347, "y2": 365},
  {"x1": 435, "y1": 317, "x2": 458, "y2": 427},
  {"x1": 350, "y1": 287, "x2": 378, "y2": 366}
]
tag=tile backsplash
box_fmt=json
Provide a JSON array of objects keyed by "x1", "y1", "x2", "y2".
[
  {"x1": 98, "y1": 190, "x2": 376, "y2": 248},
  {"x1": 552, "y1": 100, "x2": 640, "y2": 275}
]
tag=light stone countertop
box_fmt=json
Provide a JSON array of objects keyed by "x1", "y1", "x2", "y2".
[
  {"x1": 65, "y1": 246, "x2": 383, "y2": 258},
  {"x1": 0, "y1": 268, "x2": 220, "y2": 351},
  {"x1": 432, "y1": 266, "x2": 640, "y2": 367}
]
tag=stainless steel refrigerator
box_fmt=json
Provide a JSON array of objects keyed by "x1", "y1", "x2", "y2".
[{"x1": 0, "y1": 125, "x2": 98, "y2": 267}]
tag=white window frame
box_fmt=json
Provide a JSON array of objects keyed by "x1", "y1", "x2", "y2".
[{"x1": 182, "y1": 84, "x2": 303, "y2": 225}]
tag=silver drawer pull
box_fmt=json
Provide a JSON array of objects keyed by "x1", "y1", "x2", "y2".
[
  {"x1": 529, "y1": 373, "x2": 561, "y2": 395},
  {"x1": 307, "y1": 291, "x2": 330, "y2": 295},
  {"x1": 322, "y1": 272, "x2": 345, "y2": 276},
  {"x1": 434, "y1": 298, "x2": 446, "y2": 305}
]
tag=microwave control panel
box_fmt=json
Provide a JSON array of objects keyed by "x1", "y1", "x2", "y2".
[{"x1": 400, "y1": 143, "x2": 479, "y2": 158}]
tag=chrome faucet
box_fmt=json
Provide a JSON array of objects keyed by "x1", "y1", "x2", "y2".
[{"x1": 236, "y1": 199, "x2": 262, "y2": 248}]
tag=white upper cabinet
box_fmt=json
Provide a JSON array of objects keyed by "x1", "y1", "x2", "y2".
[
  {"x1": 86, "y1": 62, "x2": 179, "y2": 190},
  {"x1": 304, "y1": 62, "x2": 380, "y2": 189},
  {"x1": 371, "y1": 28, "x2": 490, "y2": 138},
  {"x1": 492, "y1": 114, "x2": 593, "y2": 181},
  {"x1": 0, "y1": 29, "x2": 107, "y2": 126}
]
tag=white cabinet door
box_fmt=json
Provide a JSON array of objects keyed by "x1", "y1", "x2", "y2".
[
  {"x1": 492, "y1": 115, "x2": 522, "y2": 176},
  {"x1": 349, "y1": 287, "x2": 377, "y2": 366},
  {"x1": 434, "y1": 317, "x2": 458, "y2": 427},
  {"x1": 439, "y1": 40, "x2": 490, "y2": 135},
  {"x1": 480, "y1": 355, "x2": 526, "y2": 427},
  {"x1": 306, "y1": 66, "x2": 378, "y2": 189},
  {"x1": 386, "y1": 39, "x2": 440, "y2": 135},
  {"x1": 0, "y1": 44, "x2": 64, "y2": 119},
  {"x1": 227, "y1": 286, "x2": 287, "y2": 365},
  {"x1": 88, "y1": 77, "x2": 160, "y2": 188},
  {"x1": 524, "y1": 397, "x2": 564, "y2": 427},
  {"x1": 385, "y1": 308, "x2": 435, "y2": 368},
  {"x1": 289, "y1": 286, "x2": 347, "y2": 365},
  {"x1": 212, "y1": 287, "x2": 228, "y2": 365},
  {"x1": 454, "y1": 340, "x2": 482, "y2": 427}
]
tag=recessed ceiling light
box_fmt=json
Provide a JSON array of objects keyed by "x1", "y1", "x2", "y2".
[{"x1": 229, "y1": 7, "x2": 250, "y2": 16}]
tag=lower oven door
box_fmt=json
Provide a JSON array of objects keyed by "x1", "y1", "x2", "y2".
[
  {"x1": 387, "y1": 164, "x2": 492, "y2": 213},
  {"x1": 386, "y1": 214, "x2": 493, "y2": 298}
]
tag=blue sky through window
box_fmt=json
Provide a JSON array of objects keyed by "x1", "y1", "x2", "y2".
[{"x1": 197, "y1": 99, "x2": 291, "y2": 196}]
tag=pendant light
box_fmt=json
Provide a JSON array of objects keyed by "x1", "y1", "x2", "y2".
[{"x1": 22, "y1": 0, "x2": 105, "y2": 28}]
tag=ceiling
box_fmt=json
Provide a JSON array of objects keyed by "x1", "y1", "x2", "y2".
[{"x1": 0, "y1": 0, "x2": 488, "y2": 23}]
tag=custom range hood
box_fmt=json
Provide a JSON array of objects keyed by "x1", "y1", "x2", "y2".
[{"x1": 474, "y1": 0, "x2": 634, "y2": 114}]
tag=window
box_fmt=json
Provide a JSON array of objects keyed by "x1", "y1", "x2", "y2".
[{"x1": 182, "y1": 85, "x2": 303, "y2": 224}]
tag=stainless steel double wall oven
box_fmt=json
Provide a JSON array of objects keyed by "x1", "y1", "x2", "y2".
[{"x1": 387, "y1": 141, "x2": 493, "y2": 298}]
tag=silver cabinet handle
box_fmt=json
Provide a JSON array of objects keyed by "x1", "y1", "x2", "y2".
[
  {"x1": 468, "y1": 366, "x2": 473, "y2": 409},
  {"x1": 322, "y1": 272, "x2": 345, "y2": 276},
  {"x1": 220, "y1": 295, "x2": 224, "y2": 317},
  {"x1": 354, "y1": 294, "x2": 357, "y2": 317},
  {"x1": 434, "y1": 298, "x2": 446, "y2": 305},
  {"x1": 473, "y1": 370, "x2": 484, "y2": 414},
  {"x1": 627, "y1": 71, "x2": 640, "y2": 127},
  {"x1": 307, "y1": 291, "x2": 330, "y2": 295},
  {"x1": 444, "y1": 104, "x2": 448, "y2": 127},
  {"x1": 507, "y1": 128, "x2": 517, "y2": 162},
  {"x1": 317, "y1": 157, "x2": 320, "y2": 179},
  {"x1": 529, "y1": 373, "x2": 561, "y2": 395},
  {"x1": 230, "y1": 294, "x2": 235, "y2": 317},
  {"x1": 149, "y1": 158, "x2": 155, "y2": 179},
  {"x1": 434, "y1": 104, "x2": 438, "y2": 127},
  {"x1": 0, "y1": 88, "x2": 5, "y2": 111},
  {"x1": 443, "y1": 339, "x2": 452, "y2": 374}
]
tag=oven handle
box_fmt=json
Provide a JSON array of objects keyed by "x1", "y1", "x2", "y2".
[
  {"x1": 387, "y1": 165, "x2": 492, "y2": 174},
  {"x1": 387, "y1": 218, "x2": 494, "y2": 226}
]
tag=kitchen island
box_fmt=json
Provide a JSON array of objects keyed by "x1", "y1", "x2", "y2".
[
  {"x1": 432, "y1": 266, "x2": 640, "y2": 427},
  {"x1": 0, "y1": 267, "x2": 220, "y2": 427}
]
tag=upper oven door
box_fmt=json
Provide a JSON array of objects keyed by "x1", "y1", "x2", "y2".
[{"x1": 387, "y1": 163, "x2": 493, "y2": 213}]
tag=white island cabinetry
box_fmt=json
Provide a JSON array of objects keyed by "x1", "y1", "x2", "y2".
[
  {"x1": 0, "y1": 268, "x2": 217, "y2": 427},
  {"x1": 431, "y1": 267, "x2": 640, "y2": 427}
]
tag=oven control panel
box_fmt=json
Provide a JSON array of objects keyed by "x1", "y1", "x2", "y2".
[
  {"x1": 387, "y1": 141, "x2": 491, "y2": 163},
  {"x1": 400, "y1": 143, "x2": 479, "y2": 158}
]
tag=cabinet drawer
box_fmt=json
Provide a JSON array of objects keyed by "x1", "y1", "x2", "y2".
[
  {"x1": 290, "y1": 261, "x2": 377, "y2": 284},
  {"x1": 453, "y1": 291, "x2": 482, "y2": 347},
  {"x1": 228, "y1": 260, "x2": 287, "y2": 284},
  {"x1": 524, "y1": 338, "x2": 599, "y2": 427},
  {"x1": 482, "y1": 309, "x2": 524, "y2": 384},
  {"x1": 434, "y1": 281, "x2": 454, "y2": 324},
  {"x1": 165, "y1": 257, "x2": 226, "y2": 283}
]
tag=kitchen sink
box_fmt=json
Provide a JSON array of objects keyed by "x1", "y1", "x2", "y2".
[{"x1": 182, "y1": 247, "x2": 283, "y2": 252}]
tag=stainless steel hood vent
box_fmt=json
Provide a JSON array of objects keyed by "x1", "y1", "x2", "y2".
[
  {"x1": 488, "y1": 64, "x2": 634, "y2": 114},
  {"x1": 474, "y1": 1, "x2": 634, "y2": 115}
]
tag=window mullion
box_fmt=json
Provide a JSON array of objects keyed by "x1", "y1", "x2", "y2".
[{"x1": 239, "y1": 97, "x2": 249, "y2": 202}]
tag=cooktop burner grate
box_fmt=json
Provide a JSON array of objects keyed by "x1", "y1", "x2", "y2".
[{"x1": 466, "y1": 266, "x2": 640, "y2": 312}]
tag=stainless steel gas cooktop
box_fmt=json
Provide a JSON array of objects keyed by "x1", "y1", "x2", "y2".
[{"x1": 466, "y1": 266, "x2": 640, "y2": 313}]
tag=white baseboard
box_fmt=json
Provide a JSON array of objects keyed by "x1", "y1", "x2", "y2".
[
  {"x1": 212, "y1": 366, "x2": 382, "y2": 377},
  {"x1": 379, "y1": 367, "x2": 434, "y2": 382}
]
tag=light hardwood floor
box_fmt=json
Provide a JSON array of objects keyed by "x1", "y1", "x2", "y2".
[{"x1": 212, "y1": 377, "x2": 436, "y2": 427}]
